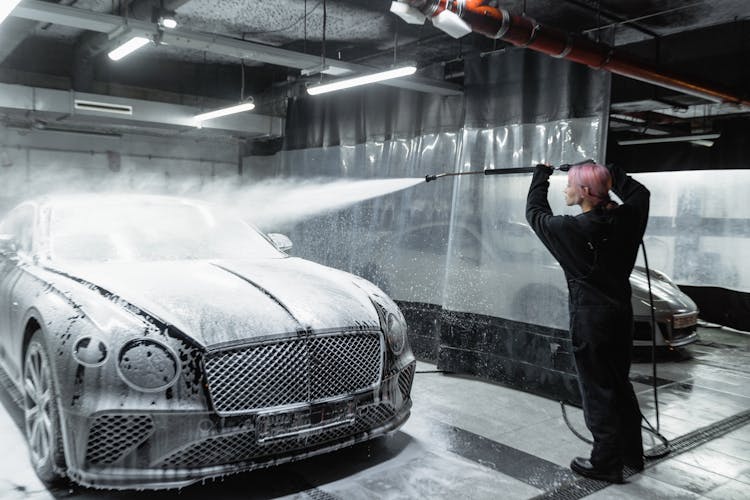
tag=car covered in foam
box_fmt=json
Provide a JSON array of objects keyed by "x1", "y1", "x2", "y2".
[{"x1": 0, "y1": 194, "x2": 414, "y2": 489}]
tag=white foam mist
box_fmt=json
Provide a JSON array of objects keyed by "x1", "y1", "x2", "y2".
[
  {"x1": 0, "y1": 159, "x2": 425, "y2": 230},
  {"x1": 199, "y1": 177, "x2": 425, "y2": 228}
]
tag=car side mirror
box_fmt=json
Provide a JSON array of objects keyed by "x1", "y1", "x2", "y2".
[
  {"x1": 268, "y1": 233, "x2": 293, "y2": 252},
  {"x1": 0, "y1": 234, "x2": 17, "y2": 256}
]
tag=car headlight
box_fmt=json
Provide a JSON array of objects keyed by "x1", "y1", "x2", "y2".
[
  {"x1": 117, "y1": 338, "x2": 180, "y2": 392},
  {"x1": 385, "y1": 311, "x2": 407, "y2": 355},
  {"x1": 366, "y1": 290, "x2": 408, "y2": 356}
]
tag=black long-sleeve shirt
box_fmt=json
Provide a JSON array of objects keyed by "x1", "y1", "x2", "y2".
[{"x1": 525, "y1": 164, "x2": 650, "y2": 307}]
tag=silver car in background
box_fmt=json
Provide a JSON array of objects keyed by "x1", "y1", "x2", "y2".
[
  {"x1": 356, "y1": 221, "x2": 699, "y2": 348},
  {"x1": 0, "y1": 194, "x2": 415, "y2": 489}
]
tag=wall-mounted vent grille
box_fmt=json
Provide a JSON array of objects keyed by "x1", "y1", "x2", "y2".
[{"x1": 74, "y1": 99, "x2": 133, "y2": 115}]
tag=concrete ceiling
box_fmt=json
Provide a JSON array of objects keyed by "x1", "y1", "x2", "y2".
[{"x1": 0, "y1": 0, "x2": 748, "y2": 142}]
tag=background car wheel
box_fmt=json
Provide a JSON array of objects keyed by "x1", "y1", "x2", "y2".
[{"x1": 24, "y1": 330, "x2": 67, "y2": 485}]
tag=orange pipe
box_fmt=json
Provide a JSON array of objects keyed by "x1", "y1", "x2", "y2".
[{"x1": 403, "y1": 0, "x2": 750, "y2": 107}]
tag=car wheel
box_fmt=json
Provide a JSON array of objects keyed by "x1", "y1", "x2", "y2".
[{"x1": 23, "y1": 330, "x2": 66, "y2": 485}]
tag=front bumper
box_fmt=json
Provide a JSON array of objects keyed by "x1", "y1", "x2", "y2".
[
  {"x1": 633, "y1": 315, "x2": 699, "y2": 348},
  {"x1": 60, "y1": 362, "x2": 415, "y2": 490}
]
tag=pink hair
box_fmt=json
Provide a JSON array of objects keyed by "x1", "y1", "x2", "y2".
[{"x1": 567, "y1": 162, "x2": 613, "y2": 206}]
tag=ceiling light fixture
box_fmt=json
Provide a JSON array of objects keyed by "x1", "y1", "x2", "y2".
[
  {"x1": 306, "y1": 66, "x2": 417, "y2": 95},
  {"x1": 160, "y1": 16, "x2": 177, "y2": 29},
  {"x1": 192, "y1": 101, "x2": 256, "y2": 126},
  {"x1": 155, "y1": 9, "x2": 178, "y2": 30},
  {"x1": 617, "y1": 133, "x2": 720, "y2": 146},
  {"x1": 0, "y1": 0, "x2": 21, "y2": 25},
  {"x1": 610, "y1": 113, "x2": 646, "y2": 124},
  {"x1": 108, "y1": 36, "x2": 151, "y2": 61}
]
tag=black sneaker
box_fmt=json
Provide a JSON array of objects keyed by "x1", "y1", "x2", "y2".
[{"x1": 570, "y1": 457, "x2": 623, "y2": 483}]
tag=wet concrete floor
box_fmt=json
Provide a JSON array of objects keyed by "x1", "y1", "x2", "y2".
[{"x1": 1, "y1": 326, "x2": 749, "y2": 499}]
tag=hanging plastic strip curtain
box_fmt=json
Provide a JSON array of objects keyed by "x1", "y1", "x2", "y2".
[{"x1": 265, "y1": 50, "x2": 608, "y2": 330}]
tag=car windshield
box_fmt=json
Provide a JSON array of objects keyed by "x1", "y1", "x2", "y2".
[{"x1": 49, "y1": 199, "x2": 283, "y2": 261}]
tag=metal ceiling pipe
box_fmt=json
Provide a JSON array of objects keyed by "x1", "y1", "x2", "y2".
[{"x1": 401, "y1": 0, "x2": 750, "y2": 107}]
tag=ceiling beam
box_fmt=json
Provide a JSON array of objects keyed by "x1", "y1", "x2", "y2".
[
  {"x1": 0, "y1": 18, "x2": 39, "y2": 65},
  {"x1": 12, "y1": 0, "x2": 462, "y2": 96}
]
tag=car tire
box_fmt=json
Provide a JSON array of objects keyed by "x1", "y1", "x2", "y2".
[{"x1": 23, "y1": 330, "x2": 67, "y2": 485}]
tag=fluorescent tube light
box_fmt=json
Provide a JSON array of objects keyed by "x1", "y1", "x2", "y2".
[
  {"x1": 108, "y1": 36, "x2": 150, "y2": 61},
  {"x1": 307, "y1": 66, "x2": 417, "y2": 95},
  {"x1": 0, "y1": 0, "x2": 21, "y2": 25},
  {"x1": 618, "y1": 133, "x2": 720, "y2": 146},
  {"x1": 690, "y1": 140, "x2": 715, "y2": 147},
  {"x1": 193, "y1": 102, "x2": 256, "y2": 125},
  {"x1": 610, "y1": 113, "x2": 646, "y2": 124}
]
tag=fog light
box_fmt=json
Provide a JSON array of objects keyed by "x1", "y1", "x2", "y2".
[
  {"x1": 117, "y1": 338, "x2": 180, "y2": 392},
  {"x1": 72, "y1": 336, "x2": 108, "y2": 367}
]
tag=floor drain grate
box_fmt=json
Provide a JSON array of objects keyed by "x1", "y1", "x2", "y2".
[
  {"x1": 304, "y1": 488, "x2": 340, "y2": 500},
  {"x1": 533, "y1": 408, "x2": 750, "y2": 500}
]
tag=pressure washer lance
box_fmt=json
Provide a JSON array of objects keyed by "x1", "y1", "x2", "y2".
[
  {"x1": 425, "y1": 158, "x2": 671, "y2": 462},
  {"x1": 424, "y1": 159, "x2": 594, "y2": 183}
]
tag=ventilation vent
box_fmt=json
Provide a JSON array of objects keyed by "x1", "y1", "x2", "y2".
[
  {"x1": 85, "y1": 414, "x2": 154, "y2": 465},
  {"x1": 74, "y1": 99, "x2": 133, "y2": 115}
]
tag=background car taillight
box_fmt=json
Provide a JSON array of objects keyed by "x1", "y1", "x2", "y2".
[{"x1": 117, "y1": 338, "x2": 180, "y2": 392}]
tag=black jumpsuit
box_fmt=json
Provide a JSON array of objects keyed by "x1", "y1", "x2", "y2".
[{"x1": 525, "y1": 163, "x2": 650, "y2": 469}]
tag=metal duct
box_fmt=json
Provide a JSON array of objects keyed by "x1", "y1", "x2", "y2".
[
  {"x1": 401, "y1": 0, "x2": 750, "y2": 107},
  {"x1": 0, "y1": 82, "x2": 284, "y2": 138}
]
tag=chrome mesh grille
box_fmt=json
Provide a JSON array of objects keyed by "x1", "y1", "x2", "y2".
[
  {"x1": 157, "y1": 431, "x2": 260, "y2": 469},
  {"x1": 155, "y1": 403, "x2": 396, "y2": 469},
  {"x1": 85, "y1": 415, "x2": 154, "y2": 466},
  {"x1": 398, "y1": 363, "x2": 416, "y2": 400},
  {"x1": 205, "y1": 332, "x2": 382, "y2": 414}
]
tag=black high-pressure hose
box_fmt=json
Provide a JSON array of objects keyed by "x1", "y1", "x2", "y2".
[{"x1": 638, "y1": 242, "x2": 671, "y2": 459}]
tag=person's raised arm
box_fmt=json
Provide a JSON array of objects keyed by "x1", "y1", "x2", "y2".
[
  {"x1": 608, "y1": 163, "x2": 650, "y2": 235},
  {"x1": 526, "y1": 164, "x2": 559, "y2": 250}
]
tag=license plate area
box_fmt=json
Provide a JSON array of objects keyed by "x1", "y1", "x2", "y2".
[{"x1": 256, "y1": 400, "x2": 356, "y2": 443}]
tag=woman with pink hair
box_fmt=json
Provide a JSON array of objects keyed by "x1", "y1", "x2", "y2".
[{"x1": 526, "y1": 160, "x2": 650, "y2": 483}]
